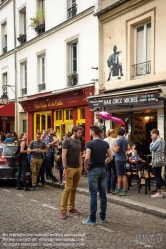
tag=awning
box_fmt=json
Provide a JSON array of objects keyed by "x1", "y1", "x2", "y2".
[{"x1": 0, "y1": 102, "x2": 15, "y2": 117}]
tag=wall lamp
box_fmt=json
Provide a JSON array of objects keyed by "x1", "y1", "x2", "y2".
[{"x1": 0, "y1": 85, "x2": 15, "y2": 105}]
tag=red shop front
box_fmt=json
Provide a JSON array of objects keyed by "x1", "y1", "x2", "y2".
[
  {"x1": 0, "y1": 101, "x2": 15, "y2": 133},
  {"x1": 20, "y1": 85, "x2": 94, "y2": 148}
]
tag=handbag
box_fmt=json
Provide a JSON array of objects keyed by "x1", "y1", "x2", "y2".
[
  {"x1": 12, "y1": 142, "x2": 21, "y2": 160},
  {"x1": 54, "y1": 154, "x2": 62, "y2": 163},
  {"x1": 152, "y1": 151, "x2": 166, "y2": 168}
]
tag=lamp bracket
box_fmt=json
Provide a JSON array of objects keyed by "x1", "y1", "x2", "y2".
[{"x1": 2, "y1": 85, "x2": 15, "y2": 94}]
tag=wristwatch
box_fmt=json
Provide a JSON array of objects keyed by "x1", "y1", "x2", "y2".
[{"x1": 63, "y1": 166, "x2": 67, "y2": 169}]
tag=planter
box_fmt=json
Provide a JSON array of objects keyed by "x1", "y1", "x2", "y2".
[
  {"x1": 35, "y1": 23, "x2": 45, "y2": 34},
  {"x1": 68, "y1": 74, "x2": 78, "y2": 86},
  {"x1": 17, "y1": 34, "x2": 26, "y2": 43}
]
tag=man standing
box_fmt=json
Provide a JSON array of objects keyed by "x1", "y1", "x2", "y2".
[
  {"x1": 60, "y1": 126, "x2": 84, "y2": 219},
  {"x1": 45, "y1": 128, "x2": 59, "y2": 183},
  {"x1": 82, "y1": 125, "x2": 112, "y2": 225},
  {"x1": 37, "y1": 131, "x2": 47, "y2": 187},
  {"x1": 112, "y1": 128, "x2": 128, "y2": 196},
  {"x1": 28, "y1": 133, "x2": 47, "y2": 191}
]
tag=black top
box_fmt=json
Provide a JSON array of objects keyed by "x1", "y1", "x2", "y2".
[
  {"x1": 19, "y1": 140, "x2": 27, "y2": 160},
  {"x1": 85, "y1": 139, "x2": 109, "y2": 170}
]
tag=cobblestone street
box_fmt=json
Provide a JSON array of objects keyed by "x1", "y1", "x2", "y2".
[{"x1": 0, "y1": 183, "x2": 166, "y2": 249}]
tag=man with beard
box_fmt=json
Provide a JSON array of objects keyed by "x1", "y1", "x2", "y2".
[
  {"x1": 60, "y1": 126, "x2": 84, "y2": 219},
  {"x1": 45, "y1": 128, "x2": 59, "y2": 183}
]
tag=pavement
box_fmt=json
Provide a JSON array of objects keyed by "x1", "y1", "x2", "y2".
[
  {"x1": 1, "y1": 180, "x2": 166, "y2": 249},
  {"x1": 46, "y1": 170, "x2": 166, "y2": 219}
]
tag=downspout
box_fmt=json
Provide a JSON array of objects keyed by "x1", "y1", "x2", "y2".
[{"x1": 13, "y1": 0, "x2": 18, "y2": 134}]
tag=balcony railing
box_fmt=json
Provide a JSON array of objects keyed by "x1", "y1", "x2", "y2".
[
  {"x1": 68, "y1": 4, "x2": 77, "y2": 18},
  {"x1": 21, "y1": 88, "x2": 27, "y2": 96},
  {"x1": 39, "y1": 83, "x2": 46, "y2": 92},
  {"x1": 132, "y1": 61, "x2": 151, "y2": 77},
  {"x1": 3, "y1": 46, "x2": 7, "y2": 54}
]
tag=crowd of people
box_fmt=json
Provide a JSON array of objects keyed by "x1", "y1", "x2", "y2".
[
  {"x1": 0, "y1": 131, "x2": 18, "y2": 143},
  {"x1": 1, "y1": 125, "x2": 166, "y2": 224}
]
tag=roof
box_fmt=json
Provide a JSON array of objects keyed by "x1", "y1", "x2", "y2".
[{"x1": 94, "y1": 0, "x2": 129, "y2": 17}]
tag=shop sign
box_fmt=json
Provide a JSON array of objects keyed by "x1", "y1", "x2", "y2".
[
  {"x1": 88, "y1": 93, "x2": 158, "y2": 108},
  {"x1": 34, "y1": 100, "x2": 63, "y2": 109}
]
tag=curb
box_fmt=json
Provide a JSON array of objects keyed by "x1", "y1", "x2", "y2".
[{"x1": 46, "y1": 181, "x2": 166, "y2": 219}]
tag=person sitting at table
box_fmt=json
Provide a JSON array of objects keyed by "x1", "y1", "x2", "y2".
[{"x1": 126, "y1": 142, "x2": 136, "y2": 159}]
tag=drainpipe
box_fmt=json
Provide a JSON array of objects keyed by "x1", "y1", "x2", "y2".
[{"x1": 13, "y1": 0, "x2": 18, "y2": 134}]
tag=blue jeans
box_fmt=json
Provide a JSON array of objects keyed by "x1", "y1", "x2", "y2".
[
  {"x1": 106, "y1": 157, "x2": 117, "y2": 191},
  {"x1": 153, "y1": 166, "x2": 165, "y2": 190},
  {"x1": 17, "y1": 159, "x2": 27, "y2": 188},
  {"x1": 88, "y1": 167, "x2": 107, "y2": 222}
]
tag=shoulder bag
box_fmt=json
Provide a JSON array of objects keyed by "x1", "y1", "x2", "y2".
[{"x1": 152, "y1": 140, "x2": 166, "y2": 168}]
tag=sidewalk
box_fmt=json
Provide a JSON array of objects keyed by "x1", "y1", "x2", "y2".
[{"x1": 46, "y1": 170, "x2": 166, "y2": 219}]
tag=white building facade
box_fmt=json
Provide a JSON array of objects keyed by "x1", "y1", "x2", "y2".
[{"x1": 0, "y1": 0, "x2": 100, "y2": 143}]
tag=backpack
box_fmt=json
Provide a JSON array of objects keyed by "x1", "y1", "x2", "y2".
[{"x1": 12, "y1": 141, "x2": 22, "y2": 160}]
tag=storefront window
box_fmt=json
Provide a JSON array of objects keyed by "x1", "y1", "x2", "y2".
[
  {"x1": 55, "y1": 110, "x2": 62, "y2": 120},
  {"x1": 80, "y1": 108, "x2": 85, "y2": 119},
  {"x1": 36, "y1": 114, "x2": 40, "y2": 132},
  {"x1": 47, "y1": 113, "x2": 51, "y2": 128},
  {"x1": 65, "y1": 109, "x2": 73, "y2": 120},
  {"x1": 42, "y1": 114, "x2": 45, "y2": 130}
]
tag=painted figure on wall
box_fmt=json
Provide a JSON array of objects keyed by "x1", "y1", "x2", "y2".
[{"x1": 107, "y1": 45, "x2": 124, "y2": 81}]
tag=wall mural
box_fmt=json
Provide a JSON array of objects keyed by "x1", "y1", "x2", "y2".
[{"x1": 107, "y1": 45, "x2": 124, "y2": 81}]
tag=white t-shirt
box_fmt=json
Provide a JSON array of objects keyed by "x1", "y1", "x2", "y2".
[{"x1": 104, "y1": 137, "x2": 117, "y2": 156}]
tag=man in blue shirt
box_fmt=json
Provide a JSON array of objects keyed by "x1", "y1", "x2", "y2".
[
  {"x1": 113, "y1": 128, "x2": 128, "y2": 196},
  {"x1": 82, "y1": 125, "x2": 112, "y2": 225}
]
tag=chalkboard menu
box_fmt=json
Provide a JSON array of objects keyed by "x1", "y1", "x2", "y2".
[{"x1": 88, "y1": 92, "x2": 158, "y2": 108}]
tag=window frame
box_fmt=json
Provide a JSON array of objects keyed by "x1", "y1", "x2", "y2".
[{"x1": 134, "y1": 22, "x2": 151, "y2": 65}]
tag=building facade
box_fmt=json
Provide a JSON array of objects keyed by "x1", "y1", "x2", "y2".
[
  {"x1": 88, "y1": 0, "x2": 166, "y2": 145},
  {"x1": 0, "y1": 0, "x2": 100, "y2": 144}
]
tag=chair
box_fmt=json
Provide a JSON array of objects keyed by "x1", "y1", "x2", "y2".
[{"x1": 138, "y1": 163, "x2": 154, "y2": 194}]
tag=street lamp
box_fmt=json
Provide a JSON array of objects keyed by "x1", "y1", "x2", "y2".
[{"x1": 1, "y1": 85, "x2": 15, "y2": 105}]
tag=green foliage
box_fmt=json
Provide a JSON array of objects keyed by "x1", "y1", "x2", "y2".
[
  {"x1": 29, "y1": 9, "x2": 45, "y2": 28},
  {"x1": 68, "y1": 72, "x2": 77, "y2": 81}
]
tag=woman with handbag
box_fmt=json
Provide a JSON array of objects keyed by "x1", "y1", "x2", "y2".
[{"x1": 150, "y1": 129, "x2": 166, "y2": 198}]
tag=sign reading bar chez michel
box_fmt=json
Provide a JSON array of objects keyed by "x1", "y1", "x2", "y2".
[{"x1": 88, "y1": 93, "x2": 158, "y2": 108}]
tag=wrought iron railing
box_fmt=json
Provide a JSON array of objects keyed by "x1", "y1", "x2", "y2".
[
  {"x1": 68, "y1": 4, "x2": 77, "y2": 18},
  {"x1": 21, "y1": 88, "x2": 27, "y2": 95},
  {"x1": 39, "y1": 83, "x2": 46, "y2": 92},
  {"x1": 132, "y1": 61, "x2": 151, "y2": 77},
  {"x1": 3, "y1": 46, "x2": 7, "y2": 54}
]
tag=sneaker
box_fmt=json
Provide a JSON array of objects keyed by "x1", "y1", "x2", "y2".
[
  {"x1": 82, "y1": 218, "x2": 96, "y2": 225},
  {"x1": 119, "y1": 190, "x2": 129, "y2": 196},
  {"x1": 31, "y1": 186, "x2": 36, "y2": 191},
  {"x1": 60, "y1": 212, "x2": 67, "y2": 219},
  {"x1": 52, "y1": 178, "x2": 59, "y2": 184},
  {"x1": 36, "y1": 185, "x2": 40, "y2": 190},
  {"x1": 24, "y1": 187, "x2": 31, "y2": 191},
  {"x1": 161, "y1": 191, "x2": 166, "y2": 197},
  {"x1": 100, "y1": 219, "x2": 106, "y2": 223},
  {"x1": 69, "y1": 208, "x2": 81, "y2": 215},
  {"x1": 16, "y1": 186, "x2": 24, "y2": 190},
  {"x1": 42, "y1": 184, "x2": 47, "y2": 188},
  {"x1": 151, "y1": 192, "x2": 163, "y2": 198},
  {"x1": 112, "y1": 188, "x2": 122, "y2": 195}
]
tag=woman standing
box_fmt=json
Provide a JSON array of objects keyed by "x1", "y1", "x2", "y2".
[
  {"x1": 150, "y1": 129, "x2": 166, "y2": 198},
  {"x1": 104, "y1": 129, "x2": 117, "y2": 193},
  {"x1": 16, "y1": 133, "x2": 31, "y2": 191}
]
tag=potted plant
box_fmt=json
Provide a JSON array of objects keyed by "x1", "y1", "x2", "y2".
[
  {"x1": 29, "y1": 9, "x2": 45, "y2": 34},
  {"x1": 17, "y1": 33, "x2": 26, "y2": 43},
  {"x1": 68, "y1": 72, "x2": 78, "y2": 86}
]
